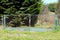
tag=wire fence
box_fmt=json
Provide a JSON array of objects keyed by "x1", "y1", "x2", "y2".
[
  {"x1": 3, "y1": 14, "x2": 58, "y2": 27},
  {"x1": 0, "y1": 14, "x2": 59, "y2": 31}
]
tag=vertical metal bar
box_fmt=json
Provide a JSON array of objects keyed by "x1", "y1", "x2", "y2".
[
  {"x1": 29, "y1": 14, "x2": 31, "y2": 31},
  {"x1": 55, "y1": 15, "x2": 58, "y2": 29},
  {"x1": 29, "y1": 14, "x2": 31, "y2": 27},
  {"x1": 3, "y1": 15, "x2": 6, "y2": 29}
]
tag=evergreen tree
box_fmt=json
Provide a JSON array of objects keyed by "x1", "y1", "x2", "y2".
[{"x1": 0, "y1": 0, "x2": 43, "y2": 27}]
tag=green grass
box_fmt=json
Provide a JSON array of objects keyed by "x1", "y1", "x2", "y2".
[
  {"x1": 0, "y1": 30, "x2": 60, "y2": 40},
  {"x1": 0, "y1": 25, "x2": 60, "y2": 40}
]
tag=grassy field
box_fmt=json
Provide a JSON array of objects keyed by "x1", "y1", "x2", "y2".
[
  {"x1": 0, "y1": 25, "x2": 60, "y2": 40},
  {"x1": 0, "y1": 30, "x2": 60, "y2": 40}
]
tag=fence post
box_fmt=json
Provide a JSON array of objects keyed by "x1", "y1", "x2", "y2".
[
  {"x1": 3, "y1": 15, "x2": 6, "y2": 29},
  {"x1": 55, "y1": 15, "x2": 58, "y2": 29},
  {"x1": 29, "y1": 14, "x2": 31, "y2": 27},
  {"x1": 29, "y1": 14, "x2": 31, "y2": 31}
]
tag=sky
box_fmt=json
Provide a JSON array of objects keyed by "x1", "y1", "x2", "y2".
[{"x1": 43, "y1": 0, "x2": 58, "y2": 4}]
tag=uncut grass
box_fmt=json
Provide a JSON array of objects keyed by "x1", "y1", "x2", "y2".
[{"x1": 0, "y1": 30, "x2": 60, "y2": 40}]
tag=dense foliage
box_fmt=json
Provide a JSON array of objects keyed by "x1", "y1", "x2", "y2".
[
  {"x1": 0, "y1": 0, "x2": 43, "y2": 27},
  {"x1": 48, "y1": 3, "x2": 56, "y2": 12},
  {"x1": 0, "y1": 0, "x2": 42, "y2": 15}
]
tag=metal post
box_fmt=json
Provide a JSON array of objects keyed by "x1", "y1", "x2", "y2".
[
  {"x1": 55, "y1": 15, "x2": 58, "y2": 29},
  {"x1": 3, "y1": 15, "x2": 6, "y2": 29},
  {"x1": 29, "y1": 14, "x2": 31, "y2": 27},
  {"x1": 28, "y1": 14, "x2": 31, "y2": 31}
]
